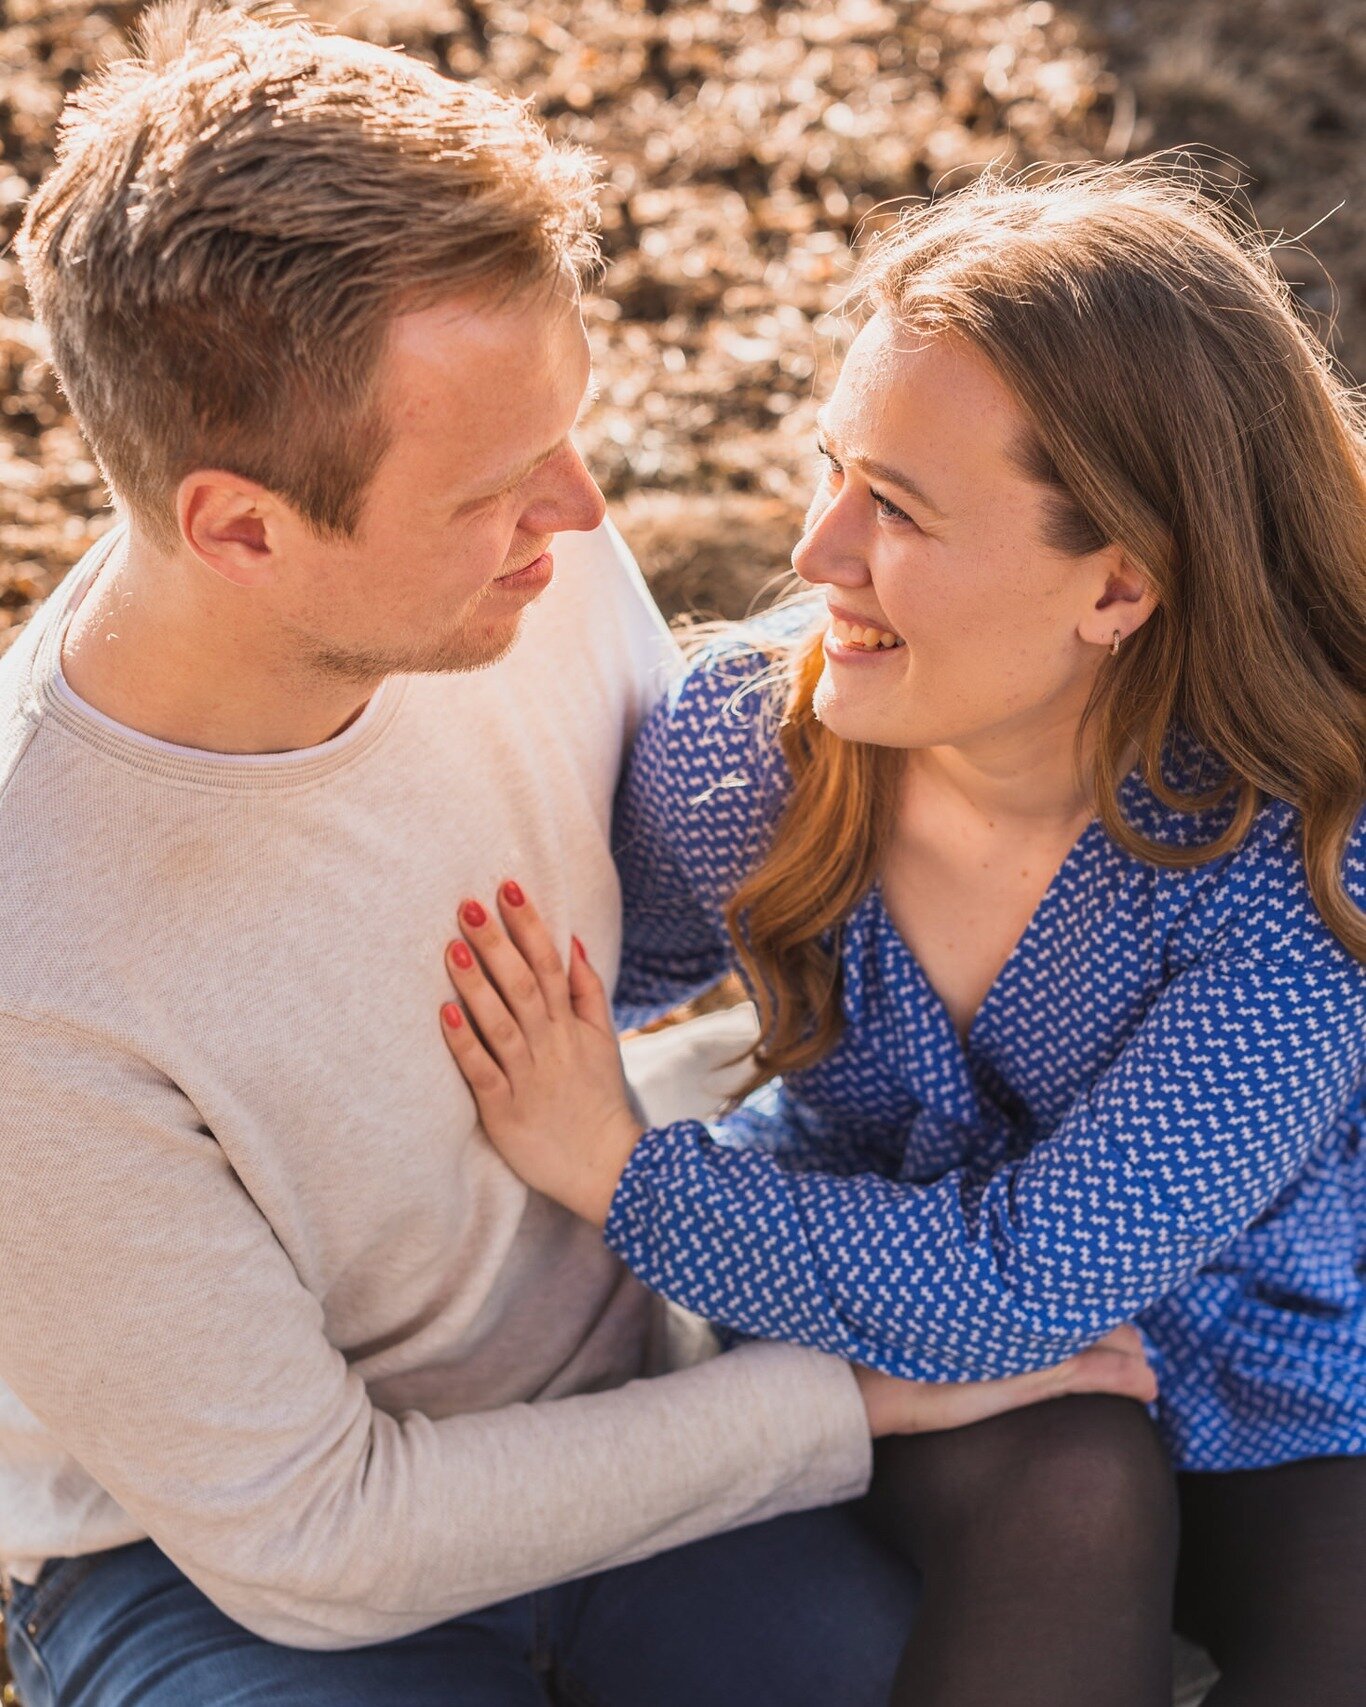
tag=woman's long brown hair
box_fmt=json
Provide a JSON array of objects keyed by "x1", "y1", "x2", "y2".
[{"x1": 726, "y1": 163, "x2": 1366, "y2": 1092}]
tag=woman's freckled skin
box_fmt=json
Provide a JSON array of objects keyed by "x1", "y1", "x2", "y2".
[{"x1": 793, "y1": 314, "x2": 1152, "y2": 761}]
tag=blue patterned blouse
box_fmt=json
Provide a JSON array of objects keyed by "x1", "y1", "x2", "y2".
[{"x1": 606, "y1": 622, "x2": 1366, "y2": 1471}]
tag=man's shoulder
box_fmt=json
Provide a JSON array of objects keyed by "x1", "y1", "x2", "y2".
[
  {"x1": 499, "y1": 518, "x2": 677, "y2": 745},
  {"x1": 0, "y1": 599, "x2": 56, "y2": 803},
  {"x1": 534, "y1": 519, "x2": 672, "y2": 667},
  {"x1": 0, "y1": 545, "x2": 108, "y2": 816},
  {"x1": 0, "y1": 554, "x2": 195, "y2": 1009},
  {"x1": 0, "y1": 615, "x2": 100, "y2": 1006},
  {"x1": 0, "y1": 598, "x2": 87, "y2": 879}
]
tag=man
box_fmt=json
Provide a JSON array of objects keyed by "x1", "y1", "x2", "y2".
[{"x1": 0, "y1": 6, "x2": 1144, "y2": 1703}]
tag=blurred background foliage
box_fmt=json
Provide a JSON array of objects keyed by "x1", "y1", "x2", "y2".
[{"x1": 1, "y1": 0, "x2": 1362, "y2": 633}]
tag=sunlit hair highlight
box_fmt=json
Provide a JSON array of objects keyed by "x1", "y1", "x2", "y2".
[
  {"x1": 727, "y1": 161, "x2": 1366, "y2": 1092},
  {"x1": 18, "y1": 1, "x2": 601, "y2": 544}
]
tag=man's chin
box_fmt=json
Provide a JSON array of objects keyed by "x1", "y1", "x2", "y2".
[
  {"x1": 311, "y1": 613, "x2": 525, "y2": 683},
  {"x1": 405, "y1": 615, "x2": 524, "y2": 676}
]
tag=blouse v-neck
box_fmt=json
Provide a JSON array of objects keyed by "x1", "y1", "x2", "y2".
[{"x1": 869, "y1": 812, "x2": 1110, "y2": 1059}]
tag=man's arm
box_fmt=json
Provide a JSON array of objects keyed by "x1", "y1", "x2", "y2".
[{"x1": 0, "y1": 1012, "x2": 870, "y2": 1649}]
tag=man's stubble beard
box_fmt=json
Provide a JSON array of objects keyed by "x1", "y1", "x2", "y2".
[{"x1": 302, "y1": 604, "x2": 525, "y2": 685}]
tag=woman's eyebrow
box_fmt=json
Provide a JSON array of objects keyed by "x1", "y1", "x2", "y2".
[{"x1": 817, "y1": 416, "x2": 945, "y2": 517}]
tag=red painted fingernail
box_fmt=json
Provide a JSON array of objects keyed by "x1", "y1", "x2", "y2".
[
  {"x1": 441, "y1": 1003, "x2": 463, "y2": 1029},
  {"x1": 572, "y1": 935, "x2": 587, "y2": 960},
  {"x1": 461, "y1": 900, "x2": 487, "y2": 928},
  {"x1": 502, "y1": 880, "x2": 525, "y2": 908},
  {"x1": 449, "y1": 941, "x2": 474, "y2": 970}
]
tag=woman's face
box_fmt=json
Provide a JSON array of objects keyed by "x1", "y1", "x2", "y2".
[{"x1": 793, "y1": 313, "x2": 1149, "y2": 752}]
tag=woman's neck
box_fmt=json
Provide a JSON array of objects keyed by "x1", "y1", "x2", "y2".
[{"x1": 903, "y1": 688, "x2": 1098, "y2": 835}]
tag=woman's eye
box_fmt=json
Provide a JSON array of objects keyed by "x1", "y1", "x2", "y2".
[{"x1": 818, "y1": 447, "x2": 916, "y2": 526}]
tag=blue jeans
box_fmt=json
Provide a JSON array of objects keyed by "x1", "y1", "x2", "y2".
[{"x1": 3, "y1": 1506, "x2": 916, "y2": 1706}]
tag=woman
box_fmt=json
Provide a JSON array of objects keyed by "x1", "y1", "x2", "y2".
[{"x1": 437, "y1": 164, "x2": 1366, "y2": 1705}]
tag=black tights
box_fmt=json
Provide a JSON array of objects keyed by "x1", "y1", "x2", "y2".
[
  {"x1": 864, "y1": 1395, "x2": 1177, "y2": 1707},
  {"x1": 863, "y1": 1396, "x2": 1366, "y2": 1707},
  {"x1": 1175, "y1": 1455, "x2": 1366, "y2": 1706}
]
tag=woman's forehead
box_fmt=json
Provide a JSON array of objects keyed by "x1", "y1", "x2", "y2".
[{"x1": 829, "y1": 319, "x2": 1029, "y2": 480}]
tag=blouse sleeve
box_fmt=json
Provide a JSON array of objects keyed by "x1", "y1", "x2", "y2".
[
  {"x1": 716, "y1": 1079, "x2": 910, "y2": 1184},
  {"x1": 612, "y1": 634, "x2": 793, "y2": 1032},
  {"x1": 605, "y1": 819, "x2": 1366, "y2": 1380}
]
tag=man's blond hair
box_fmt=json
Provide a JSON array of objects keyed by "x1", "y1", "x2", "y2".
[{"x1": 18, "y1": 1, "x2": 600, "y2": 543}]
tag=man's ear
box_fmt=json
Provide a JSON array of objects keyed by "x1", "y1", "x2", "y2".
[
  {"x1": 177, "y1": 472, "x2": 283, "y2": 588},
  {"x1": 1077, "y1": 544, "x2": 1159, "y2": 651}
]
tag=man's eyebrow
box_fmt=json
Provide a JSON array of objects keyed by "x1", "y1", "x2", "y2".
[
  {"x1": 816, "y1": 413, "x2": 945, "y2": 517},
  {"x1": 464, "y1": 376, "x2": 601, "y2": 504},
  {"x1": 470, "y1": 441, "x2": 561, "y2": 503}
]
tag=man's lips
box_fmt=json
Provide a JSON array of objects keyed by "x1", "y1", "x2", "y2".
[{"x1": 494, "y1": 550, "x2": 553, "y2": 591}]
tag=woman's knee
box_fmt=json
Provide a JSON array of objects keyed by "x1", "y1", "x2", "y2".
[
  {"x1": 1178, "y1": 1456, "x2": 1366, "y2": 1703},
  {"x1": 868, "y1": 1395, "x2": 1177, "y2": 1570},
  {"x1": 1012, "y1": 1395, "x2": 1176, "y2": 1542}
]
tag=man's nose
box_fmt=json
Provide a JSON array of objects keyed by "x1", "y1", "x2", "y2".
[{"x1": 529, "y1": 443, "x2": 606, "y2": 537}]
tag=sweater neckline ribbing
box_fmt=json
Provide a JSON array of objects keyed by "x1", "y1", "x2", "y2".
[{"x1": 31, "y1": 528, "x2": 409, "y2": 793}]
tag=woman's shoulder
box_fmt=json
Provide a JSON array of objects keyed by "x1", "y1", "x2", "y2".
[
  {"x1": 665, "y1": 601, "x2": 816, "y2": 706},
  {"x1": 640, "y1": 601, "x2": 819, "y2": 780},
  {"x1": 1101, "y1": 724, "x2": 1361, "y2": 969},
  {"x1": 1160, "y1": 782, "x2": 1365, "y2": 970},
  {"x1": 618, "y1": 603, "x2": 824, "y2": 881}
]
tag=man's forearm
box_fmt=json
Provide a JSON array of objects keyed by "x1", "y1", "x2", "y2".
[
  {"x1": 182, "y1": 1343, "x2": 871, "y2": 1647},
  {"x1": 0, "y1": 1015, "x2": 869, "y2": 1651}
]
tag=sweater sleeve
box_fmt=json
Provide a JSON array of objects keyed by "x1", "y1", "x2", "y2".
[
  {"x1": 0, "y1": 1013, "x2": 870, "y2": 1649},
  {"x1": 605, "y1": 826, "x2": 1366, "y2": 1381}
]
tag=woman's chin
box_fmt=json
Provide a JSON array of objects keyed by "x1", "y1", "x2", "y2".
[{"x1": 813, "y1": 674, "x2": 912, "y2": 748}]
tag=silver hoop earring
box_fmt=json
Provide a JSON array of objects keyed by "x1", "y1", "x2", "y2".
[{"x1": 1110, "y1": 630, "x2": 1122, "y2": 657}]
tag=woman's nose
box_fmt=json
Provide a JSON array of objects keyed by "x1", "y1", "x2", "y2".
[{"x1": 792, "y1": 495, "x2": 871, "y2": 589}]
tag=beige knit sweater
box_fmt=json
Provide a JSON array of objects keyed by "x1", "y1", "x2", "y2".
[{"x1": 0, "y1": 521, "x2": 869, "y2": 1648}]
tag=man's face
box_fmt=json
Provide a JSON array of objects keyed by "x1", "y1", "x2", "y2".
[{"x1": 275, "y1": 284, "x2": 606, "y2": 681}]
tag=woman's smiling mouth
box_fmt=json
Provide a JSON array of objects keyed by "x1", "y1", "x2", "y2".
[{"x1": 826, "y1": 606, "x2": 905, "y2": 656}]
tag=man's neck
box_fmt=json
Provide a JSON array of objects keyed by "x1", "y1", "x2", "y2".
[{"x1": 60, "y1": 527, "x2": 377, "y2": 755}]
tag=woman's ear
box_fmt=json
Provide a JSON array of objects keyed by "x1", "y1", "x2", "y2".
[{"x1": 1077, "y1": 545, "x2": 1159, "y2": 651}]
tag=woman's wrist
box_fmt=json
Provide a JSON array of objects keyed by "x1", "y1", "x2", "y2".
[{"x1": 571, "y1": 1110, "x2": 647, "y2": 1227}]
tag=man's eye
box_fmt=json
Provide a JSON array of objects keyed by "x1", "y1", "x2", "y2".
[
  {"x1": 818, "y1": 445, "x2": 843, "y2": 476},
  {"x1": 871, "y1": 488, "x2": 914, "y2": 525}
]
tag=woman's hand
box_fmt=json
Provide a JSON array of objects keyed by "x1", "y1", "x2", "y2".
[
  {"x1": 441, "y1": 882, "x2": 644, "y2": 1226},
  {"x1": 853, "y1": 1324, "x2": 1158, "y2": 1438}
]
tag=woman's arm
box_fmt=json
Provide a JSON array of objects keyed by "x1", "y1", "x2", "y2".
[
  {"x1": 611, "y1": 692, "x2": 733, "y2": 1029},
  {"x1": 438, "y1": 890, "x2": 1159, "y2": 1421},
  {"x1": 442, "y1": 859, "x2": 1364, "y2": 1383},
  {"x1": 706, "y1": 1076, "x2": 909, "y2": 1183},
  {"x1": 611, "y1": 632, "x2": 793, "y2": 1030},
  {"x1": 605, "y1": 913, "x2": 1366, "y2": 1380}
]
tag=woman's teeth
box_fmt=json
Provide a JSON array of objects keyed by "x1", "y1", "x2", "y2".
[{"x1": 830, "y1": 617, "x2": 904, "y2": 651}]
